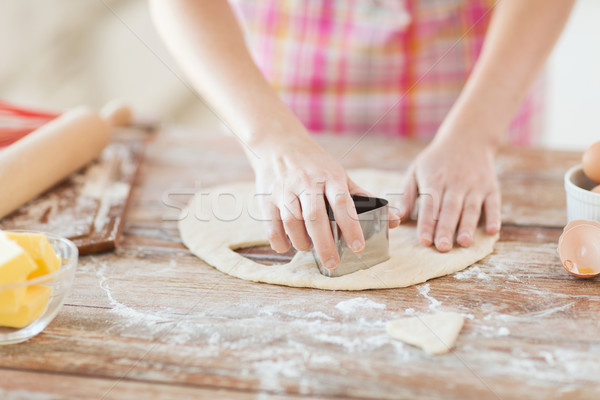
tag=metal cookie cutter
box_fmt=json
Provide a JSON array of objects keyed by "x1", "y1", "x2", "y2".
[{"x1": 313, "y1": 195, "x2": 390, "y2": 277}]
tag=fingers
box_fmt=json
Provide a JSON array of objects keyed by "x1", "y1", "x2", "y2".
[
  {"x1": 416, "y1": 185, "x2": 441, "y2": 247},
  {"x1": 326, "y1": 183, "x2": 364, "y2": 253},
  {"x1": 299, "y1": 187, "x2": 339, "y2": 269},
  {"x1": 347, "y1": 178, "x2": 373, "y2": 197},
  {"x1": 434, "y1": 190, "x2": 465, "y2": 252},
  {"x1": 388, "y1": 210, "x2": 401, "y2": 229},
  {"x1": 484, "y1": 190, "x2": 502, "y2": 234},
  {"x1": 280, "y1": 192, "x2": 312, "y2": 252},
  {"x1": 456, "y1": 193, "x2": 483, "y2": 247},
  {"x1": 260, "y1": 198, "x2": 290, "y2": 253},
  {"x1": 348, "y1": 178, "x2": 400, "y2": 228},
  {"x1": 399, "y1": 166, "x2": 418, "y2": 222}
]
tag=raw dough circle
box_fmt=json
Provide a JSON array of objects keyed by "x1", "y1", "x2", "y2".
[{"x1": 179, "y1": 169, "x2": 498, "y2": 291}]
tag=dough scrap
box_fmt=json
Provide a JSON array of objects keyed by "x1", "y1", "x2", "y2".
[
  {"x1": 179, "y1": 169, "x2": 498, "y2": 291},
  {"x1": 386, "y1": 312, "x2": 465, "y2": 355}
]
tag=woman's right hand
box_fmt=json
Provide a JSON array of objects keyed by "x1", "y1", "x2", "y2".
[
  {"x1": 151, "y1": 0, "x2": 401, "y2": 269},
  {"x1": 251, "y1": 134, "x2": 399, "y2": 270}
]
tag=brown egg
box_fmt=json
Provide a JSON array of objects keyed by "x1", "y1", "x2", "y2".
[
  {"x1": 582, "y1": 142, "x2": 600, "y2": 184},
  {"x1": 557, "y1": 222, "x2": 600, "y2": 278}
]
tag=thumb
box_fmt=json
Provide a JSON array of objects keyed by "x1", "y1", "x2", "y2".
[{"x1": 398, "y1": 165, "x2": 418, "y2": 222}]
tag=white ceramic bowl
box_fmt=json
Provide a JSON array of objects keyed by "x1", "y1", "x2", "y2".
[
  {"x1": 564, "y1": 165, "x2": 600, "y2": 222},
  {"x1": 0, "y1": 232, "x2": 78, "y2": 345}
]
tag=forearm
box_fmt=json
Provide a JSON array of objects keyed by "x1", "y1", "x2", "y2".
[
  {"x1": 436, "y1": 0, "x2": 575, "y2": 148},
  {"x1": 150, "y1": 0, "x2": 308, "y2": 152}
]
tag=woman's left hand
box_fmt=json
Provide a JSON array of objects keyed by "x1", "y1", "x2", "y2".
[{"x1": 397, "y1": 135, "x2": 501, "y2": 252}]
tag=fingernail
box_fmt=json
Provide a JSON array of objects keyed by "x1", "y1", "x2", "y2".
[
  {"x1": 325, "y1": 258, "x2": 338, "y2": 269},
  {"x1": 457, "y1": 232, "x2": 470, "y2": 243},
  {"x1": 351, "y1": 240, "x2": 364, "y2": 253},
  {"x1": 437, "y1": 237, "x2": 451, "y2": 250},
  {"x1": 420, "y1": 235, "x2": 432, "y2": 246},
  {"x1": 488, "y1": 223, "x2": 499, "y2": 233}
]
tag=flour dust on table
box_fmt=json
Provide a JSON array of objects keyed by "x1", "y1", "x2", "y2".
[{"x1": 179, "y1": 169, "x2": 499, "y2": 290}]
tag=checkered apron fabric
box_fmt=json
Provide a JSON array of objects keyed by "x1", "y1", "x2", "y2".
[{"x1": 230, "y1": 0, "x2": 543, "y2": 145}]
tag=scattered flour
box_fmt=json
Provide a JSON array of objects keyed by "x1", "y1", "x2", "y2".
[
  {"x1": 356, "y1": 317, "x2": 387, "y2": 328},
  {"x1": 417, "y1": 283, "x2": 441, "y2": 310},
  {"x1": 304, "y1": 311, "x2": 334, "y2": 320},
  {"x1": 404, "y1": 308, "x2": 415, "y2": 315},
  {"x1": 94, "y1": 262, "x2": 207, "y2": 345},
  {"x1": 0, "y1": 389, "x2": 53, "y2": 400},
  {"x1": 252, "y1": 358, "x2": 304, "y2": 392},
  {"x1": 308, "y1": 353, "x2": 340, "y2": 368},
  {"x1": 208, "y1": 332, "x2": 220, "y2": 346},
  {"x1": 96, "y1": 262, "x2": 163, "y2": 326},
  {"x1": 334, "y1": 297, "x2": 386, "y2": 314},
  {"x1": 257, "y1": 306, "x2": 334, "y2": 321},
  {"x1": 497, "y1": 327, "x2": 510, "y2": 336},
  {"x1": 314, "y1": 333, "x2": 364, "y2": 351},
  {"x1": 540, "y1": 351, "x2": 556, "y2": 365},
  {"x1": 454, "y1": 266, "x2": 491, "y2": 281}
]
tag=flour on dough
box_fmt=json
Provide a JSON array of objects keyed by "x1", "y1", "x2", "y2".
[
  {"x1": 178, "y1": 169, "x2": 499, "y2": 291},
  {"x1": 386, "y1": 312, "x2": 465, "y2": 355}
]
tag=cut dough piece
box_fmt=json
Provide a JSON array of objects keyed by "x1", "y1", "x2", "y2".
[
  {"x1": 386, "y1": 312, "x2": 465, "y2": 355},
  {"x1": 179, "y1": 169, "x2": 498, "y2": 291}
]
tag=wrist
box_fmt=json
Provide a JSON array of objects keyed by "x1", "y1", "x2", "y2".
[
  {"x1": 243, "y1": 118, "x2": 320, "y2": 171},
  {"x1": 246, "y1": 120, "x2": 306, "y2": 149},
  {"x1": 435, "y1": 122, "x2": 502, "y2": 154},
  {"x1": 433, "y1": 100, "x2": 505, "y2": 153}
]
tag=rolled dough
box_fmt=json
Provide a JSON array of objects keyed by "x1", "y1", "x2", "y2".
[
  {"x1": 179, "y1": 169, "x2": 498, "y2": 291},
  {"x1": 386, "y1": 312, "x2": 465, "y2": 355}
]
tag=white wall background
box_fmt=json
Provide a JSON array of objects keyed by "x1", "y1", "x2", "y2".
[
  {"x1": 545, "y1": 0, "x2": 600, "y2": 150},
  {"x1": 0, "y1": 0, "x2": 598, "y2": 149}
]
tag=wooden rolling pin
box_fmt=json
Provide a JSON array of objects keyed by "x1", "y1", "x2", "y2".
[{"x1": 0, "y1": 106, "x2": 110, "y2": 220}]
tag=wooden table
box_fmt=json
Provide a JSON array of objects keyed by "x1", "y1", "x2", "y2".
[{"x1": 1, "y1": 125, "x2": 597, "y2": 400}]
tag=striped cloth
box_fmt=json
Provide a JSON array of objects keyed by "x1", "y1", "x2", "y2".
[{"x1": 230, "y1": 0, "x2": 543, "y2": 145}]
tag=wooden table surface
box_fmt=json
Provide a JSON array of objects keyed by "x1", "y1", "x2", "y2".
[{"x1": 1, "y1": 125, "x2": 598, "y2": 400}]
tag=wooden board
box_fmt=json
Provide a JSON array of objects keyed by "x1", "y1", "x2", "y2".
[
  {"x1": 1, "y1": 124, "x2": 597, "y2": 400},
  {"x1": 0, "y1": 130, "x2": 146, "y2": 255}
]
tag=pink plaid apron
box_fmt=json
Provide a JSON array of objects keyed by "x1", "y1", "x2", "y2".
[{"x1": 230, "y1": 0, "x2": 543, "y2": 145}]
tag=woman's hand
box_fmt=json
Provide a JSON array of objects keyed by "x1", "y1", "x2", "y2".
[
  {"x1": 252, "y1": 134, "x2": 400, "y2": 269},
  {"x1": 391, "y1": 0, "x2": 575, "y2": 253},
  {"x1": 398, "y1": 135, "x2": 501, "y2": 252}
]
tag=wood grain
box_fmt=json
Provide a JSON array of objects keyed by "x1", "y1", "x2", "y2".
[{"x1": 0, "y1": 125, "x2": 596, "y2": 400}]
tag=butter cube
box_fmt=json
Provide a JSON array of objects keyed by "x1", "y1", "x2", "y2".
[
  {"x1": 0, "y1": 287, "x2": 27, "y2": 314},
  {"x1": 0, "y1": 238, "x2": 37, "y2": 285},
  {"x1": 0, "y1": 285, "x2": 51, "y2": 328},
  {"x1": 6, "y1": 232, "x2": 60, "y2": 279},
  {"x1": 0, "y1": 239, "x2": 37, "y2": 314}
]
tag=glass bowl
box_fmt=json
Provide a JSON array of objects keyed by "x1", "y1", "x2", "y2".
[{"x1": 0, "y1": 231, "x2": 78, "y2": 345}]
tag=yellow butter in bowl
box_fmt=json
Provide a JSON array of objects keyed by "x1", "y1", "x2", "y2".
[
  {"x1": 6, "y1": 232, "x2": 61, "y2": 279},
  {"x1": 0, "y1": 285, "x2": 52, "y2": 328},
  {"x1": 0, "y1": 236, "x2": 38, "y2": 314},
  {"x1": 0, "y1": 235, "x2": 38, "y2": 284},
  {"x1": 0, "y1": 231, "x2": 60, "y2": 328},
  {"x1": 0, "y1": 230, "x2": 77, "y2": 344}
]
